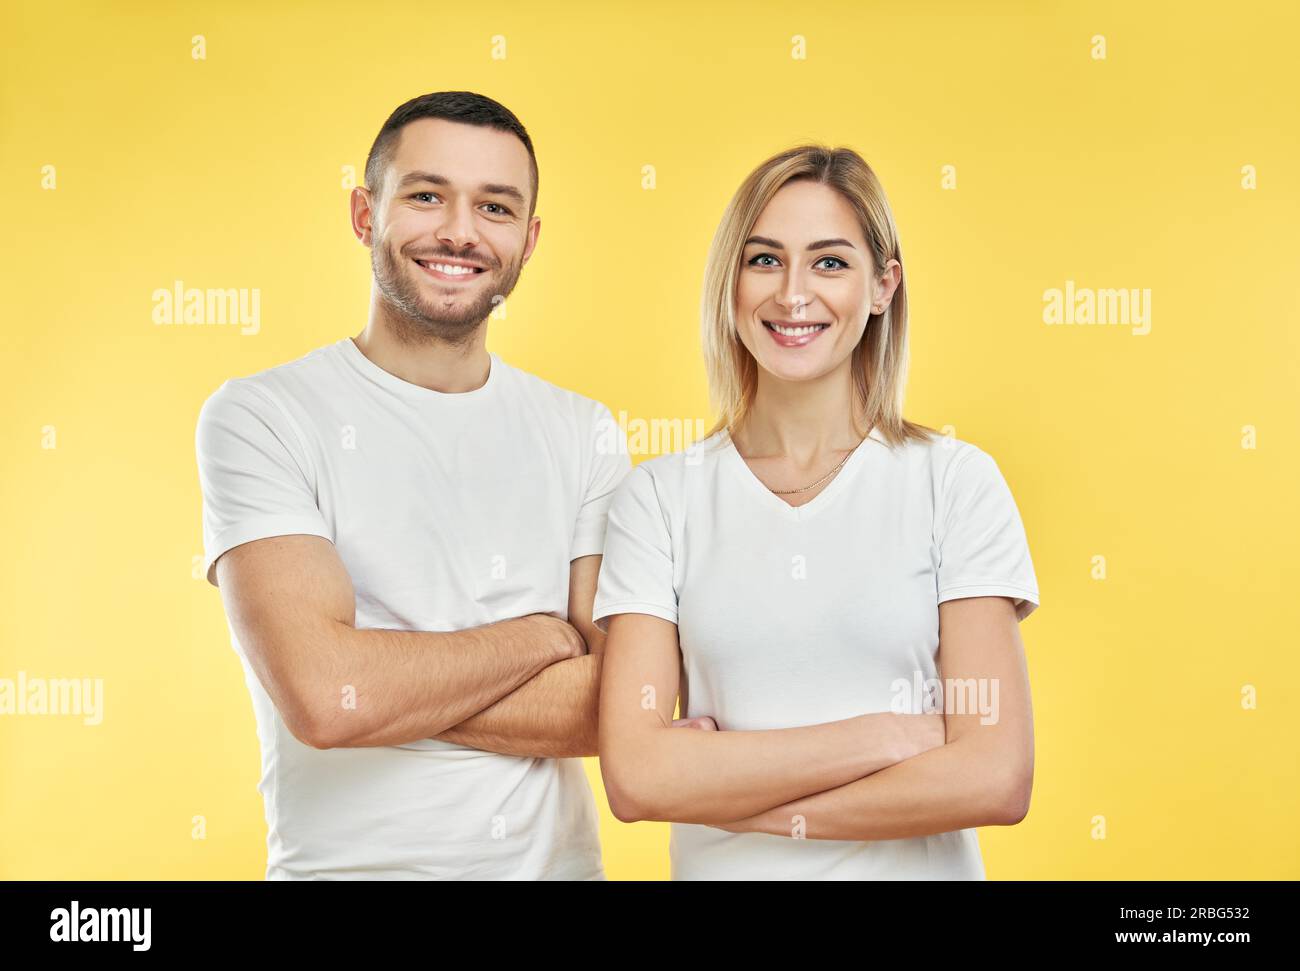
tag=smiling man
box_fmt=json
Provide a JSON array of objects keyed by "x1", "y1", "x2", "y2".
[{"x1": 194, "y1": 91, "x2": 629, "y2": 879}]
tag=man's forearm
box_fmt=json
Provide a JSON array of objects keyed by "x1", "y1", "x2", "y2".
[
  {"x1": 433, "y1": 654, "x2": 601, "y2": 758},
  {"x1": 711, "y1": 733, "x2": 1025, "y2": 840},
  {"x1": 313, "y1": 615, "x2": 577, "y2": 749}
]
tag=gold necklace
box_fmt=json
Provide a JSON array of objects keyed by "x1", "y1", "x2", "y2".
[{"x1": 765, "y1": 436, "x2": 867, "y2": 495}]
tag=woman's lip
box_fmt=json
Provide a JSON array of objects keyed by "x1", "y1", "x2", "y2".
[
  {"x1": 763, "y1": 320, "x2": 830, "y2": 347},
  {"x1": 413, "y1": 259, "x2": 487, "y2": 283}
]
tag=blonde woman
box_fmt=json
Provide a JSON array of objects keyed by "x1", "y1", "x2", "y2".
[{"x1": 592, "y1": 145, "x2": 1040, "y2": 880}]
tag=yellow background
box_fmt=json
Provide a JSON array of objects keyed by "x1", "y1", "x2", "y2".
[{"x1": 2, "y1": 0, "x2": 1297, "y2": 880}]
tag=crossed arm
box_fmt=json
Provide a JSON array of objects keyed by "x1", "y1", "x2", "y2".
[
  {"x1": 214, "y1": 533, "x2": 606, "y2": 758},
  {"x1": 431, "y1": 553, "x2": 606, "y2": 757},
  {"x1": 596, "y1": 596, "x2": 1034, "y2": 839}
]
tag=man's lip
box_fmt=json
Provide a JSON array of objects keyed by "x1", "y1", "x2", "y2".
[
  {"x1": 414, "y1": 257, "x2": 487, "y2": 269},
  {"x1": 413, "y1": 258, "x2": 488, "y2": 281}
]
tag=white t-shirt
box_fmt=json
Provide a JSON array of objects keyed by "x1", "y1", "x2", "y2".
[
  {"x1": 592, "y1": 426, "x2": 1040, "y2": 880},
  {"x1": 195, "y1": 337, "x2": 630, "y2": 880}
]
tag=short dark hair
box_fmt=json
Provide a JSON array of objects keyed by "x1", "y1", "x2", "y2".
[{"x1": 364, "y1": 91, "x2": 538, "y2": 218}]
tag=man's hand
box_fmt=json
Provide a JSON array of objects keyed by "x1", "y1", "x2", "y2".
[
  {"x1": 525, "y1": 613, "x2": 589, "y2": 660},
  {"x1": 421, "y1": 556, "x2": 607, "y2": 758}
]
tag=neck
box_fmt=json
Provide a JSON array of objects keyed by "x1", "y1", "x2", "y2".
[
  {"x1": 735, "y1": 358, "x2": 867, "y2": 463},
  {"x1": 353, "y1": 289, "x2": 491, "y2": 394}
]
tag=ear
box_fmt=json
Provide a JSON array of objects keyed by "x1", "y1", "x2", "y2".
[
  {"x1": 521, "y1": 214, "x2": 542, "y2": 266},
  {"x1": 873, "y1": 258, "x2": 902, "y2": 312},
  {"x1": 350, "y1": 186, "x2": 377, "y2": 246}
]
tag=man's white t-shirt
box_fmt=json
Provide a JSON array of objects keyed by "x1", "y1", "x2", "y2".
[
  {"x1": 195, "y1": 337, "x2": 630, "y2": 880},
  {"x1": 592, "y1": 426, "x2": 1040, "y2": 880}
]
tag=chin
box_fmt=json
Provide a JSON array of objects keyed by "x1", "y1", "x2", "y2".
[{"x1": 755, "y1": 355, "x2": 832, "y2": 384}]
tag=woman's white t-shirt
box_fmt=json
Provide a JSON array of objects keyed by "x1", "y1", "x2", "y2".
[{"x1": 592, "y1": 426, "x2": 1040, "y2": 880}]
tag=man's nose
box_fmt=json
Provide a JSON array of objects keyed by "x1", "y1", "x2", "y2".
[{"x1": 434, "y1": 198, "x2": 480, "y2": 250}]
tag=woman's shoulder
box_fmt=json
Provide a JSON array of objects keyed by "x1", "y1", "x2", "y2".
[
  {"x1": 863, "y1": 425, "x2": 1014, "y2": 511},
  {"x1": 614, "y1": 429, "x2": 731, "y2": 507},
  {"x1": 874, "y1": 422, "x2": 991, "y2": 468},
  {"x1": 632, "y1": 428, "x2": 731, "y2": 476}
]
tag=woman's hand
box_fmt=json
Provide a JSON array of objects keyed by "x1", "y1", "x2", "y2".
[
  {"x1": 893, "y1": 711, "x2": 947, "y2": 761},
  {"x1": 705, "y1": 712, "x2": 947, "y2": 835},
  {"x1": 672, "y1": 716, "x2": 718, "y2": 730}
]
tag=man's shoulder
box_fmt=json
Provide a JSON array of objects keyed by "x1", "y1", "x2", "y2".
[
  {"x1": 232, "y1": 340, "x2": 343, "y2": 389},
  {"x1": 498, "y1": 357, "x2": 616, "y2": 425},
  {"x1": 198, "y1": 341, "x2": 344, "y2": 426}
]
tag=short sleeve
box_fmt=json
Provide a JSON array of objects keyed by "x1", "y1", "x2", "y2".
[
  {"x1": 195, "y1": 380, "x2": 332, "y2": 586},
  {"x1": 936, "y1": 446, "x2": 1040, "y2": 621},
  {"x1": 570, "y1": 402, "x2": 633, "y2": 560},
  {"x1": 591, "y1": 464, "x2": 678, "y2": 633}
]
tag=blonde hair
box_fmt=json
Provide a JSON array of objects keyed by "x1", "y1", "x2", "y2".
[{"x1": 700, "y1": 144, "x2": 938, "y2": 449}]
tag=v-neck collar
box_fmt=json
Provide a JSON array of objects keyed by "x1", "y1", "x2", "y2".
[{"x1": 721, "y1": 425, "x2": 885, "y2": 521}]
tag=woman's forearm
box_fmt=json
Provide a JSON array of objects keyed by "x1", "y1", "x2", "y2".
[
  {"x1": 605, "y1": 712, "x2": 928, "y2": 824},
  {"x1": 711, "y1": 732, "x2": 1030, "y2": 840}
]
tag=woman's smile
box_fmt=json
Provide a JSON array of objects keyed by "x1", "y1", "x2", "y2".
[{"x1": 762, "y1": 319, "x2": 832, "y2": 347}]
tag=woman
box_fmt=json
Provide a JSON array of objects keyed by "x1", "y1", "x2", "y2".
[{"x1": 592, "y1": 145, "x2": 1041, "y2": 880}]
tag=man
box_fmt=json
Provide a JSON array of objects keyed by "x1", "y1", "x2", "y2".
[{"x1": 195, "y1": 91, "x2": 629, "y2": 879}]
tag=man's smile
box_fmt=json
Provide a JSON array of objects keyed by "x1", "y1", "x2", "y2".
[{"x1": 413, "y1": 258, "x2": 488, "y2": 282}]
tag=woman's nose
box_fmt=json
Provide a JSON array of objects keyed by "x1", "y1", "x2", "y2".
[{"x1": 774, "y1": 268, "x2": 811, "y2": 319}]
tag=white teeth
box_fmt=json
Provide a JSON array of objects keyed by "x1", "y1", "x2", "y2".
[
  {"x1": 421, "y1": 261, "x2": 477, "y2": 275},
  {"x1": 769, "y1": 322, "x2": 827, "y2": 336}
]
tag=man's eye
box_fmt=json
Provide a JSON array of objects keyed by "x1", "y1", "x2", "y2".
[
  {"x1": 746, "y1": 253, "x2": 779, "y2": 267},
  {"x1": 483, "y1": 203, "x2": 513, "y2": 216},
  {"x1": 816, "y1": 256, "x2": 849, "y2": 270},
  {"x1": 412, "y1": 192, "x2": 437, "y2": 203}
]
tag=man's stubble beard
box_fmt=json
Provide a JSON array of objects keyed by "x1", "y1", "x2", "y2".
[{"x1": 371, "y1": 232, "x2": 525, "y2": 347}]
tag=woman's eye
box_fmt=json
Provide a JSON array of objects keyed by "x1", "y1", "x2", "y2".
[
  {"x1": 413, "y1": 192, "x2": 437, "y2": 203},
  {"x1": 747, "y1": 253, "x2": 847, "y2": 270}
]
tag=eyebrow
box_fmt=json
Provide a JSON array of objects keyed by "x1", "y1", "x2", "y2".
[
  {"x1": 743, "y1": 235, "x2": 856, "y2": 251},
  {"x1": 395, "y1": 170, "x2": 527, "y2": 206}
]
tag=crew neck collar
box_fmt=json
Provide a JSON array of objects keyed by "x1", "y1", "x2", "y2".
[{"x1": 337, "y1": 337, "x2": 500, "y2": 402}]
